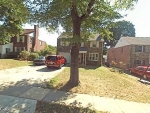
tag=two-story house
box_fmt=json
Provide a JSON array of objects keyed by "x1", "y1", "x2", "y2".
[
  {"x1": 57, "y1": 34, "x2": 104, "y2": 66},
  {"x1": 107, "y1": 37, "x2": 150, "y2": 69},
  {"x1": 0, "y1": 25, "x2": 46, "y2": 58}
]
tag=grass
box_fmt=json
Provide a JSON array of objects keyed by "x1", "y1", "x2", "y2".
[
  {"x1": 0, "y1": 59, "x2": 33, "y2": 70},
  {"x1": 47, "y1": 66, "x2": 150, "y2": 103},
  {"x1": 35, "y1": 101, "x2": 105, "y2": 113}
]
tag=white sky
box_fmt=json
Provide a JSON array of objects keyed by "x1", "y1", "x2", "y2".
[{"x1": 23, "y1": 0, "x2": 150, "y2": 46}]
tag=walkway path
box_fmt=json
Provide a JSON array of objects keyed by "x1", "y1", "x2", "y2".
[{"x1": 0, "y1": 86, "x2": 150, "y2": 113}]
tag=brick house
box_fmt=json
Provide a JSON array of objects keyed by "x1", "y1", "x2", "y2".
[
  {"x1": 57, "y1": 34, "x2": 104, "y2": 66},
  {"x1": 107, "y1": 37, "x2": 150, "y2": 69},
  {"x1": 0, "y1": 25, "x2": 46, "y2": 58}
]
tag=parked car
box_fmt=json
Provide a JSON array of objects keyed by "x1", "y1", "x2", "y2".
[
  {"x1": 33, "y1": 56, "x2": 46, "y2": 65},
  {"x1": 129, "y1": 66, "x2": 150, "y2": 80},
  {"x1": 46, "y1": 55, "x2": 67, "y2": 69}
]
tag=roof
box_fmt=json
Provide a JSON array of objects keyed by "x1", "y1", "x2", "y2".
[
  {"x1": 88, "y1": 34, "x2": 102, "y2": 41},
  {"x1": 21, "y1": 29, "x2": 35, "y2": 35},
  {"x1": 58, "y1": 33, "x2": 103, "y2": 41},
  {"x1": 122, "y1": 37, "x2": 150, "y2": 45},
  {"x1": 79, "y1": 47, "x2": 87, "y2": 51}
]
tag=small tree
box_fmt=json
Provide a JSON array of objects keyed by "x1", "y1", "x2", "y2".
[
  {"x1": 0, "y1": 0, "x2": 29, "y2": 43},
  {"x1": 19, "y1": 51, "x2": 30, "y2": 60},
  {"x1": 26, "y1": 0, "x2": 138, "y2": 87},
  {"x1": 28, "y1": 53, "x2": 39, "y2": 61}
]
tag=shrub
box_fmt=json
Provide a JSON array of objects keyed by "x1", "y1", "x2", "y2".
[
  {"x1": 28, "y1": 52, "x2": 39, "y2": 61},
  {"x1": 19, "y1": 51, "x2": 30, "y2": 60}
]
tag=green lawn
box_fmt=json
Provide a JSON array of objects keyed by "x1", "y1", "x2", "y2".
[
  {"x1": 47, "y1": 66, "x2": 150, "y2": 103},
  {"x1": 0, "y1": 59, "x2": 33, "y2": 70}
]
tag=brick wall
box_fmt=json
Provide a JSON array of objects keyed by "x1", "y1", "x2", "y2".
[
  {"x1": 107, "y1": 45, "x2": 131, "y2": 69},
  {"x1": 57, "y1": 39, "x2": 103, "y2": 66}
]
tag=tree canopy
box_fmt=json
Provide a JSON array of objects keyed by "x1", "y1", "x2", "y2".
[
  {"x1": 0, "y1": 0, "x2": 29, "y2": 44},
  {"x1": 104, "y1": 20, "x2": 136, "y2": 48},
  {"x1": 25, "y1": 0, "x2": 138, "y2": 86}
]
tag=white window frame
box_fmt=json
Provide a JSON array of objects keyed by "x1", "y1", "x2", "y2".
[
  {"x1": 135, "y1": 46, "x2": 145, "y2": 52},
  {"x1": 19, "y1": 36, "x2": 24, "y2": 42},
  {"x1": 89, "y1": 53, "x2": 99, "y2": 61},
  {"x1": 40, "y1": 41, "x2": 42, "y2": 46},
  {"x1": 81, "y1": 42, "x2": 84, "y2": 47},
  {"x1": 90, "y1": 41, "x2": 99, "y2": 48},
  {"x1": 6, "y1": 48, "x2": 10, "y2": 53}
]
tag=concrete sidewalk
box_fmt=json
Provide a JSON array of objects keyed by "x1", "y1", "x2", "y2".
[{"x1": 0, "y1": 86, "x2": 150, "y2": 113}]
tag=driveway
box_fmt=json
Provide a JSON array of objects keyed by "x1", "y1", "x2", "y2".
[{"x1": 0, "y1": 66, "x2": 65, "y2": 89}]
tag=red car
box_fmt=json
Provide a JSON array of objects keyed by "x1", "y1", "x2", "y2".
[
  {"x1": 46, "y1": 55, "x2": 67, "y2": 69},
  {"x1": 129, "y1": 66, "x2": 150, "y2": 80}
]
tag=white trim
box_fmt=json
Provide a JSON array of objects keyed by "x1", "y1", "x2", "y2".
[
  {"x1": 81, "y1": 42, "x2": 84, "y2": 47},
  {"x1": 79, "y1": 51, "x2": 87, "y2": 53},
  {"x1": 89, "y1": 53, "x2": 99, "y2": 61}
]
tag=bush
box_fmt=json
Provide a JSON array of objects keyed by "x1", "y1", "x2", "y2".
[
  {"x1": 19, "y1": 51, "x2": 30, "y2": 60},
  {"x1": 28, "y1": 52, "x2": 39, "y2": 61}
]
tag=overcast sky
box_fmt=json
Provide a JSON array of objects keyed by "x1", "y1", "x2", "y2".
[{"x1": 23, "y1": 0, "x2": 150, "y2": 46}]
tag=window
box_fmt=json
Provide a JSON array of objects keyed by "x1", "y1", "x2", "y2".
[
  {"x1": 40, "y1": 41, "x2": 42, "y2": 46},
  {"x1": 89, "y1": 53, "x2": 99, "y2": 61},
  {"x1": 134, "y1": 60, "x2": 142, "y2": 65},
  {"x1": 21, "y1": 47, "x2": 25, "y2": 51},
  {"x1": 135, "y1": 46, "x2": 145, "y2": 52},
  {"x1": 90, "y1": 41, "x2": 99, "y2": 48},
  {"x1": 17, "y1": 47, "x2": 20, "y2": 52},
  {"x1": 30, "y1": 37, "x2": 33, "y2": 44},
  {"x1": 6, "y1": 48, "x2": 10, "y2": 53},
  {"x1": 60, "y1": 40, "x2": 69, "y2": 46},
  {"x1": 17, "y1": 36, "x2": 24, "y2": 42},
  {"x1": 19, "y1": 36, "x2": 24, "y2": 42},
  {"x1": 81, "y1": 42, "x2": 84, "y2": 47}
]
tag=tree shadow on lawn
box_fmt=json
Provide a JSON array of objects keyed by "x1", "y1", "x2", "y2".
[
  {"x1": 0, "y1": 78, "x2": 95, "y2": 112},
  {"x1": 0, "y1": 79, "x2": 75, "y2": 101},
  {"x1": 65, "y1": 64, "x2": 99, "y2": 70}
]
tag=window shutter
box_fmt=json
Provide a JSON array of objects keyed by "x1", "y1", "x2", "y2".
[
  {"x1": 60, "y1": 40, "x2": 63, "y2": 46},
  {"x1": 17, "y1": 37, "x2": 19, "y2": 42},
  {"x1": 143, "y1": 46, "x2": 145, "y2": 52},
  {"x1": 22, "y1": 36, "x2": 25, "y2": 43},
  {"x1": 96, "y1": 41, "x2": 99, "y2": 48},
  {"x1": 66, "y1": 42, "x2": 69, "y2": 46},
  {"x1": 90, "y1": 42, "x2": 92, "y2": 47},
  {"x1": 81, "y1": 42, "x2": 84, "y2": 47},
  {"x1": 15, "y1": 47, "x2": 17, "y2": 52},
  {"x1": 135, "y1": 46, "x2": 137, "y2": 52}
]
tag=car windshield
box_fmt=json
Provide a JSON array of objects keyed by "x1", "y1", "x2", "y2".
[
  {"x1": 46, "y1": 56, "x2": 57, "y2": 60},
  {"x1": 35, "y1": 56, "x2": 45, "y2": 60}
]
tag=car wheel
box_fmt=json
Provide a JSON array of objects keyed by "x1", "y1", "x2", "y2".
[
  {"x1": 47, "y1": 66, "x2": 50, "y2": 68},
  {"x1": 143, "y1": 75, "x2": 147, "y2": 80},
  {"x1": 59, "y1": 64, "x2": 62, "y2": 69},
  {"x1": 129, "y1": 70, "x2": 132, "y2": 74}
]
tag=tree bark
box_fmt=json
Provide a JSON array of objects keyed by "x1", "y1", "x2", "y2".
[{"x1": 69, "y1": 4, "x2": 81, "y2": 87}]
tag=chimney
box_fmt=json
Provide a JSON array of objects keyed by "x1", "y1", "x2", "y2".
[{"x1": 33, "y1": 25, "x2": 39, "y2": 51}]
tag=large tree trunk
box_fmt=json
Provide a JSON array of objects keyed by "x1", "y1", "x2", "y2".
[{"x1": 69, "y1": 6, "x2": 81, "y2": 87}]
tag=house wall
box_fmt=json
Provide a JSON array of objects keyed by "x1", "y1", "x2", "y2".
[
  {"x1": 130, "y1": 45, "x2": 150, "y2": 67},
  {"x1": 57, "y1": 39, "x2": 103, "y2": 66},
  {"x1": 86, "y1": 42, "x2": 103, "y2": 66},
  {"x1": 0, "y1": 43, "x2": 13, "y2": 58},
  {"x1": 107, "y1": 45, "x2": 131, "y2": 69}
]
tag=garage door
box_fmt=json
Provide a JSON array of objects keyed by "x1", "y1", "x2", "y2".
[{"x1": 58, "y1": 52, "x2": 71, "y2": 63}]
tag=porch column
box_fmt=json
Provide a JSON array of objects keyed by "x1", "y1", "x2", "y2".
[
  {"x1": 83, "y1": 53, "x2": 84, "y2": 65},
  {"x1": 85, "y1": 53, "x2": 86, "y2": 66}
]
